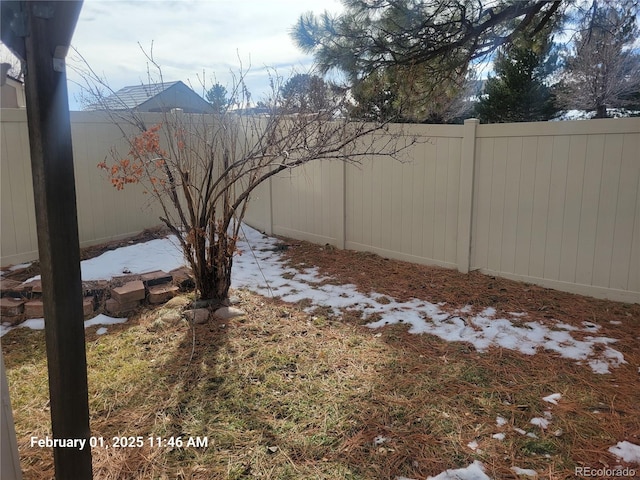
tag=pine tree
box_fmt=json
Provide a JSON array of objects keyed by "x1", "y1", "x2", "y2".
[
  {"x1": 205, "y1": 83, "x2": 229, "y2": 114},
  {"x1": 475, "y1": 40, "x2": 557, "y2": 123}
]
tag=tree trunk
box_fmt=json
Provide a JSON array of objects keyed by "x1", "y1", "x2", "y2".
[
  {"x1": 196, "y1": 268, "x2": 230, "y2": 306},
  {"x1": 595, "y1": 104, "x2": 608, "y2": 118},
  {"x1": 194, "y1": 253, "x2": 232, "y2": 306}
]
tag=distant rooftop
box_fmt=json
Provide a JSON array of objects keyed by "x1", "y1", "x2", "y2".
[
  {"x1": 94, "y1": 81, "x2": 180, "y2": 110},
  {"x1": 87, "y1": 81, "x2": 214, "y2": 114}
]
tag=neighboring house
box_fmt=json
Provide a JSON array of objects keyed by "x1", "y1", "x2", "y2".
[
  {"x1": 88, "y1": 81, "x2": 215, "y2": 114},
  {"x1": 0, "y1": 68, "x2": 26, "y2": 108}
]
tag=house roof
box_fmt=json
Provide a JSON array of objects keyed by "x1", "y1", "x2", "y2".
[
  {"x1": 89, "y1": 81, "x2": 215, "y2": 114},
  {"x1": 97, "y1": 81, "x2": 181, "y2": 110}
]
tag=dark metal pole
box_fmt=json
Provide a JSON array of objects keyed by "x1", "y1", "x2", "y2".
[{"x1": 22, "y1": 2, "x2": 92, "y2": 478}]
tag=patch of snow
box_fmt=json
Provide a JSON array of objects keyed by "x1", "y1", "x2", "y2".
[
  {"x1": 373, "y1": 435, "x2": 388, "y2": 446},
  {"x1": 96, "y1": 327, "x2": 108, "y2": 335},
  {"x1": 427, "y1": 461, "x2": 491, "y2": 480},
  {"x1": 496, "y1": 416, "x2": 508, "y2": 427},
  {"x1": 84, "y1": 314, "x2": 127, "y2": 328},
  {"x1": 542, "y1": 393, "x2": 562, "y2": 405},
  {"x1": 588, "y1": 360, "x2": 611, "y2": 374},
  {"x1": 510, "y1": 466, "x2": 538, "y2": 477},
  {"x1": 554, "y1": 322, "x2": 579, "y2": 331},
  {"x1": 467, "y1": 440, "x2": 482, "y2": 452},
  {"x1": 552, "y1": 108, "x2": 640, "y2": 121},
  {"x1": 530, "y1": 418, "x2": 549, "y2": 429},
  {"x1": 26, "y1": 236, "x2": 185, "y2": 283},
  {"x1": 608, "y1": 441, "x2": 640, "y2": 463},
  {"x1": 0, "y1": 323, "x2": 14, "y2": 336},
  {"x1": 480, "y1": 307, "x2": 496, "y2": 317},
  {"x1": 18, "y1": 318, "x2": 45, "y2": 330},
  {"x1": 492, "y1": 433, "x2": 506, "y2": 441},
  {"x1": 514, "y1": 428, "x2": 527, "y2": 435},
  {"x1": 364, "y1": 299, "x2": 623, "y2": 374},
  {"x1": 1, "y1": 314, "x2": 127, "y2": 337},
  {"x1": 9, "y1": 262, "x2": 32, "y2": 271}
]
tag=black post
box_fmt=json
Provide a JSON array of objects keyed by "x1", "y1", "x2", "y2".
[{"x1": 22, "y1": 1, "x2": 92, "y2": 478}]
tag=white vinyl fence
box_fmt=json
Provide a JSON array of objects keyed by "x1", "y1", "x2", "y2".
[
  {"x1": 244, "y1": 118, "x2": 640, "y2": 303},
  {"x1": 2, "y1": 108, "x2": 638, "y2": 302},
  {"x1": 1, "y1": 109, "x2": 166, "y2": 266}
]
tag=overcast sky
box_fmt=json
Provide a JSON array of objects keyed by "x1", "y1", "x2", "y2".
[{"x1": 65, "y1": 0, "x2": 344, "y2": 110}]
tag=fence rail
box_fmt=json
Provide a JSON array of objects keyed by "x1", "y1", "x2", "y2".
[{"x1": 2, "y1": 109, "x2": 638, "y2": 302}]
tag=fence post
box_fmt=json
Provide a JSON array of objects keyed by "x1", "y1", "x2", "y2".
[
  {"x1": 336, "y1": 160, "x2": 347, "y2": 249},
  {"x1": 265, "y1": 175, "x2": 274, "y2": 236},
  {"x1": 457, "y1": 118, "x2": 478, "y2": 273}
]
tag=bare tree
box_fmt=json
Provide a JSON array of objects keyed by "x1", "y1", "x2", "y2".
[
  {"x1": 555, "y1": 0, "x2": 640, "y2": 118},
  {"x1": 279, "y1": 73, "x2": 342, "y2": 113},
  {"x1": 73, "y1": 52, "x2": 414, "y2": 305}
]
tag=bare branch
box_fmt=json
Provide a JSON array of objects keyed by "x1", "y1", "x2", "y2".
[{"x1": 77, "y1": 52, "x2": 417, "y2": 304}]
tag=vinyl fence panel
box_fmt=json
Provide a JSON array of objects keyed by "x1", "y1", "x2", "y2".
[
  {"x1": 246, "y1": 118, "x2": 640, "y2": 303},
  {"x1": 1, "y1": 110, "x2": 166, "y2": 266},
  {"x1": 2, "y1": 109, "x2": 638, "y2": 303}
]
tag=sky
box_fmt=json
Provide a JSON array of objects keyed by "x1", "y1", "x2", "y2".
[{"x1": 64, "y1": 0, "x2": 344, "y2": 110}]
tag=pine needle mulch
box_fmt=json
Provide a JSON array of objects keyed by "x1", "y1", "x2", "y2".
[{"x1": 2, "y1": 235, "x2": 639, "y2": 479}]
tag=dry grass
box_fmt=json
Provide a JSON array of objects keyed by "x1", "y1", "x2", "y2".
[{"x1": 2, "y1": 237, "x2": 639, "y2": 479}]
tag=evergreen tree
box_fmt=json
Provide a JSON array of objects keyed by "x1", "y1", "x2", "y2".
[
  {"x1": 475, "y1": 39, "x2": 557, "y2": 123},
  {"x1": 291, "y1": 0, "x2": 566, "y2": 123},
  {"x1": 205, "y1": 83, "x2": 229, "y2": 113}
]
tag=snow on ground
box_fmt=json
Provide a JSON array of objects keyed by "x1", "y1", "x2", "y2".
[
  {"x1": 233, "y1": 225, "x2": 626, "y2": 375},
  {"x1": 26, "y1": 237, "x2": 185, "y2": 282},
  {"x1": 83, "y1": 313, "x2": 127, "y2": 328},
  {"x1": 428, "y1": 461, "x2": 491, "y2": 480},
  {"x1": 1, "y1": 314, "x2": 127, "y2": 337},
  {"x1": 552, "y1": 109, "x2": 640, "y2": 121},
  {"x1": 530, "y1": 417, "x2": 549, "y2": 429},
  {"x1": 7, "y1": 224, "x2": 628, "y2": 376},
  {"x1": 510, "y1": 466, "x2": 538, "y2": 477},
  {"x1": 608, "y1": 441, "x2": 640, "y2": 463},
  {"x1": 396, "y1": 461, "x2": 491, "y2": 480},
  {"x1": 6, "y1": 263, "x2": 33, "y2": 273},
  {"x1": 467, "y1": 440, "x2": 481, "y2": 452},
  {"x1": 542, "y1": 393, "x2": 562, "y2": 405}
]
